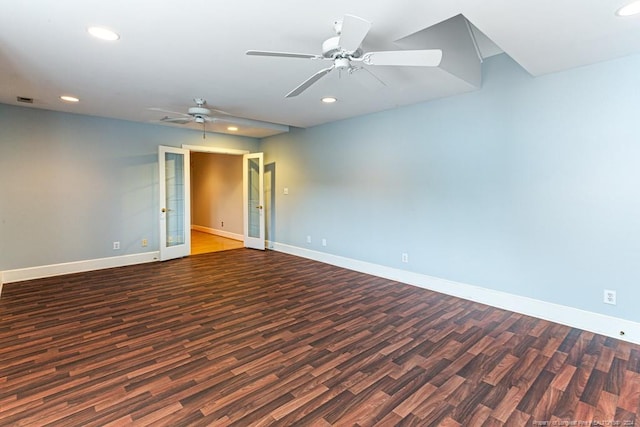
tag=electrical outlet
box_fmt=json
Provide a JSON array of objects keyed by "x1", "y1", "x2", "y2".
[
  {"x1": 322, "y1": 238, "x2": 327, "y2": 247},
  {"x1": 604, "y1": 289, "x2": 616, "y2": 305},
  {"x1": 141, "y1": 238, "x2": 148, "y2": 247},
  {"x1": 113, "y1": 241, "x2": 120, "y2": 250},
  {"x1": 306, "y1": 235, "x2": 312, "y2": 244},
  {"x1": 284, "y1": 187, "x2": 289, "y2": 195},
  {"x1": 221, "y1": 221, "x2": 224, "y2": 227},
  {"x1": 402, "y1": 253, "x2": 409, "y2": 263}
]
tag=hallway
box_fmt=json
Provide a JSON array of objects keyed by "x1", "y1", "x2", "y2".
[{"x1": 190, "y1": 229, "x2": 244, "y2": 255}]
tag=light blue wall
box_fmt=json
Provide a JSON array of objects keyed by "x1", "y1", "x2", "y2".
[
  {"x1": 0, "y1": 105, "x2": 259, "y2": 270},
  {"x1": 261, "y1": 53, "x2": 640, "y2": 322},
  {"x1": 2, "y1": 52, "x2": 639, "y2": 323}
]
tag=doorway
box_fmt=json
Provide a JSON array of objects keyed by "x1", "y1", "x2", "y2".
[
  {"x1": 159, "y1": 144, "x2": 265, "y2": 260},
  {"x1": 190, "y1": 150, "x2": 244, "y2": 255}
]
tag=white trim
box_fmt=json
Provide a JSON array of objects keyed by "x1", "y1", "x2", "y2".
[
  {"x1": 0, "y1": 271, "x2": 4, "y2": 298},
  {"x1": 182, "y1": 145, "x2": 250, "y2": 155},
  {"x1": 243, "y1": 152, "x2": 265, "y2": 250},
  {"x1": 271, "y1": 242, "x2": 640, "y2": 345},
  {"x1": 159, "y1": 146, "x2": 191, "y2": 261},
  {"x1": 192, "y1": 224, "x2": 243, "y2": 242},
  {"x1": 2, "y1": 252, "x2": 159, "y2": 284}
]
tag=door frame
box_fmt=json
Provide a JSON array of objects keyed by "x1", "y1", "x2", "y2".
[
  {"x1": 183, "y1": 145, "x2": 250, "y2": 156},
  {"x1": 182, "y1": 145, "x2": 266, "y2": 251}
]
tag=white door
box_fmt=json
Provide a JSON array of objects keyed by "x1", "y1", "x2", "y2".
[
  {"x1": 243, "y1": 152, "x2": 265, "y2": 250},
  {"x1": 159, "y1": 146, "x2": 191, "y2": 261}
]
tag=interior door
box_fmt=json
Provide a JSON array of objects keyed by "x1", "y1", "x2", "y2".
[
  {"x1": 159, "y1": 146, "x2": 191, "y2": 261},
  {"x1": 243, "y1": 152, "x2": 265, "y2": 250}
]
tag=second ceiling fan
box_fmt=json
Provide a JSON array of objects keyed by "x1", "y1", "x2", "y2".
[{"x1": 246, "y1": 14, "x2": 443, "y2": 98}]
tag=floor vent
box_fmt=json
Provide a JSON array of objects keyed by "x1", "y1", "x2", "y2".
[{"x1": 16, "y1": 96, "x2": 34, "y2": 104}]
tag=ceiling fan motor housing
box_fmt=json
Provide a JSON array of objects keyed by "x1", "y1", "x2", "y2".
[
  {"x1": 188, "y1": 106, "x2": 211, "y2": 116},
  {"x1": 322, "y1": 36, "x2": 362, "y2": 59}
]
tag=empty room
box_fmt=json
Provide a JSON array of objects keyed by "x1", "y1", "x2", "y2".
[{"x1": 1, "y1": 1, "x2": 640, "y2": 426}]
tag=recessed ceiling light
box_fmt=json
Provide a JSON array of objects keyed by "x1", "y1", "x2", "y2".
[
  {"x1": 227, "y1": 126, "x2": 239, "y2": 131},
  {"x1": 321, "y1": 97, "x2": 337, "y2": 103},
  {"x1": 616, "y1": 0, "x2": 640, "y2": 16},
  {"x1": 87, "y1": 26, "x2": 120, "y2": 41},
  {"x1": 60, "y1": 95, "x2": 80, "y2": 103}
]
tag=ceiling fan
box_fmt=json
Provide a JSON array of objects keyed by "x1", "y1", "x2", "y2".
[
  {"x1": 246, "y1": 14, "x2": 443, "y2": 98},
  {"x1": 150, "y1": 98, "x2": 248, "y2": 138},
  {"x1": 150, "y1": 97, "x2": 290, "y2": 138},
  {"x1": 150, "y1": 97, "x2": 229, "y2": 125}
]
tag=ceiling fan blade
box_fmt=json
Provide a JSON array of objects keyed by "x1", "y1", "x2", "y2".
[
  {"x1": 338, "y1": 15, "x2": 372, "y2": 52},
  {"x1": 160, "y1": 116, "x2": 192, "y2": 124},
  {"x1": 208, "y1": 107, "x2": 233, "y2": 115},
  {"x1": 246, "y1": 50, "x2": 321, "y2": 59},
  {"x1": 285, "y1": 66, "x2": 335, "y2": 98},
  {"x1": 148, "y1": 107, "x2": 191, "y2": 117},
  {"x1": 362, "y1": 49, "x2": 443, "y2": 67}
]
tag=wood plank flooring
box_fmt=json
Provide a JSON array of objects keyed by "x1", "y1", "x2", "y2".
[
  {"x1": 1, "y1": 249, "x2": 639, "y2": 426},
  {"x1": 191, "y1": 230, "x2": 244, "y2": 255}
]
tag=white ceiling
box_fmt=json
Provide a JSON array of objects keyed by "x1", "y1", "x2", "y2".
[{"x1": 1, "y1": 0, "x2": 639, "y2": 138}]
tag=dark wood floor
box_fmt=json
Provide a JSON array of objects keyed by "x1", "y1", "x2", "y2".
[{"x1": 1, "y1": 250, "x2": 639, "y2": 426}]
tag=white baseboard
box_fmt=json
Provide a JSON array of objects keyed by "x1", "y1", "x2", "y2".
[
  {"x1": 1, "y1": 252, "x2": 160, "y2": 284},
  {"x1": 271, "y1": 242, "x2": 640, "y2": 345},
  {"x1": 4, "y1": 241, "x2": 639, "y2": 346},
  {"x1": 192, "y1": 225, "x2": 243, "y2": 241}
]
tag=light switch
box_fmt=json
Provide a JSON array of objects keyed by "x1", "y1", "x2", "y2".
[{"x1": 284, "y1": 187, "x2": 289, "y2": 195}]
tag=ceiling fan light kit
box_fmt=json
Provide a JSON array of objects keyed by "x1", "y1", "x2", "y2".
[{"x1": 246, "y1": 14, "x2": 443, "y2": 98}]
